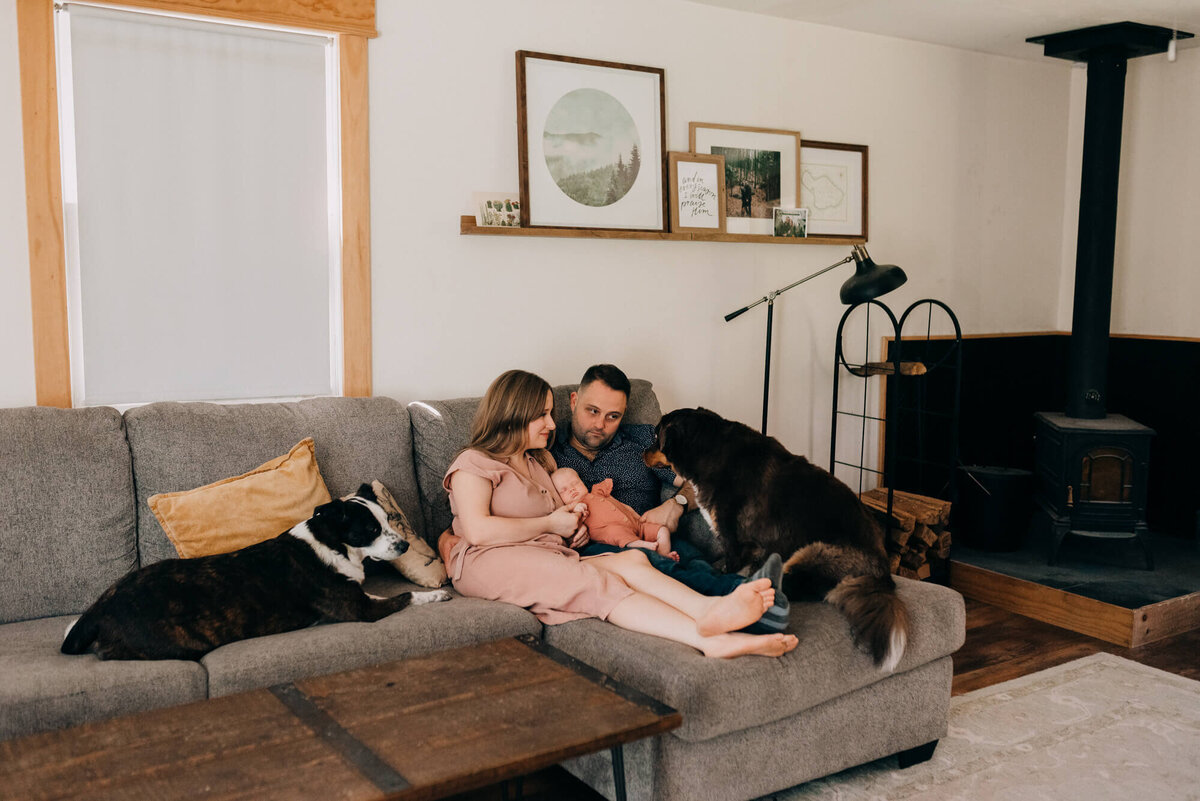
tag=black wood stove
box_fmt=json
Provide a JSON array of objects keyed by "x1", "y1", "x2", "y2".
[
  {"x1": 1024, "y1": 23, "x2": 1188, "y2": 568},
  {"x1": 1033, "y1": 412, "x2": 1154, "y2": 567}
]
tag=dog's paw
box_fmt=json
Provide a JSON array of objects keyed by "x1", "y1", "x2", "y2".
[{"x1": 411, "y1": 589, "x2": 452, "y2": 605}]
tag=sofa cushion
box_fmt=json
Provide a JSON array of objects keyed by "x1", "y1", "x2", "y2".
[
  {"x1": 0, "y1": 615, "x2": 207, "y2": 741},
  {"x1": 0, "y1": 406, "x2": 137, "y2": 624},
  {"x1": 543, "y1": 577, "x2": 965, "y2": 742},
  {"x1": 125, "y1": 397, "x2": 424, "y2": 566},
  {"x1": 409, "y1": 379, "x2": 663, "y2": 545},
  {"x1": 148, "y1": 437, "x2": 331, "y2": 558},
  {"x1": 201, "y1": 577, "x2": 541, "y2": 697}
]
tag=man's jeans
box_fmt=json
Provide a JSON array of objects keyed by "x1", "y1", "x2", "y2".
[{"x1": 578, "y1": 539, "x2": 742, "y2": 596}]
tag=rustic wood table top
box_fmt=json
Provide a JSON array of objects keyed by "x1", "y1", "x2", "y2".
[{"x1": 0, "y1": 634, "x2": 681, "y2": 801}]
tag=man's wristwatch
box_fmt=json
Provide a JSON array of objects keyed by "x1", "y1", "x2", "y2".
[{"x1": 673, "y1": 494, "x2": 688, "y2": 506}]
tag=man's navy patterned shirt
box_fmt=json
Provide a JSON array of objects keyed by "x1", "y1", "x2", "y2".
[{"x1": 550, "y1": 424, "x2": 677, "y2": 514}]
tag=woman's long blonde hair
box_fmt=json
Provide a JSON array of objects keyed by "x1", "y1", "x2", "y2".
[{"x1": 467, "y1": 370, "x2": 556, "y2": 471}]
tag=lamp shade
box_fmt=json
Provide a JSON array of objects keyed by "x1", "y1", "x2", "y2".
[{"x1": 839, "y1": 245, "x2": 907, "y2": 304}]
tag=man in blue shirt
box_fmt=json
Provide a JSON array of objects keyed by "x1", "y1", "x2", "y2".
[{"x1": 551, "y1": 365, "x2": 789, "y2": 633}]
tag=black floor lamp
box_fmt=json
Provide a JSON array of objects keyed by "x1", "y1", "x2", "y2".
[{"x1": 724, "y1": 245, "x2": 907, "y2": 434}]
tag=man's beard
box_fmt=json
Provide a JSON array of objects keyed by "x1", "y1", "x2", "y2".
[{"x1": 572, "y1": 420, "x2": 614, "y2": 451}]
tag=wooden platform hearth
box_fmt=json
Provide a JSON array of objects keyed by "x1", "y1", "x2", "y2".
[{"x1": 949, "y1": 561, "x2": 1200, "y2": 648}]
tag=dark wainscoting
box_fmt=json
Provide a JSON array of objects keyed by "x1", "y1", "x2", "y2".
[{"x1": 886, "y1": 333, "x2": 1199, "y2": 538}]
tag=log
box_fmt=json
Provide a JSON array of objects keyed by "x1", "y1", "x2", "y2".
[
  {"x1": 859, "y1": 490, "x2": 916, "y2": 532},
  {"x1": 912, "y1": 524, "x2": 939, "y2": 548},
  {"x1": 888, "y1": 490, "x2": 952, "y2": 528},
  {"x1": 862, "y1": 487, "x2": 951, "y2": 528},
  {"x1": 936, "y1": 530, "x2": 952, "y2": 559},
  {"x1": 888, "y1": 526, "x2": 913, "y2": 548},
  {"x1": 846, "y1": 361, "x2": 927, "y2": 377},
  {"x1": 896, "y1": 563, "x2": 932, "y2": 581}
]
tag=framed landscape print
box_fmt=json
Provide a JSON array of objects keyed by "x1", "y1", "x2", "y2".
[
  {"x1": 516, "y1": 51, "x2": 666, "y2": 231},
  {"x1": 688, "y1": 122, "x2": 801, "y2": 236},
  {"x1": 799, "y1": 141, "x2": 868, "y2": 240},
  {"x1": 668, "y1": 152, "x2": 726, "y2": 234}
]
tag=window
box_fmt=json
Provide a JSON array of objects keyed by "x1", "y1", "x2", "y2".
[{"x1": 16, "y1": 0, "x2": 376, "y2": 407}]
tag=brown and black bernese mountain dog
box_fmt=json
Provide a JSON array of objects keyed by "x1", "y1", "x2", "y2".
[{"x1": 644, "y1": 408, "x2": 908, "y2": 671}]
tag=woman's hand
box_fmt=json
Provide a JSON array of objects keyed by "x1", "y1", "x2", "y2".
[{"x1": 546, "y1": 503, "x2": 586, "y2": 538}]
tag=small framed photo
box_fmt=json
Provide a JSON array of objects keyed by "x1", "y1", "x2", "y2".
[
  {"x1": 517, "y1": 51, "x2": 667, "y2": 231},
  {"x1": 799, "y1": 141, "x2": 868, "y2": 240},
  {"x1": 473, "y1": 192, "x2": 522, "y2": 227},
  {"x1": 773, "y1": 207, "x2": 808, "y2": 237},
  {"x1": 688, "y1": 122, "x2": 801, "y2": 236},
  {"x1": 668, "y1": 152, "x2": 726, "y2": 234}
]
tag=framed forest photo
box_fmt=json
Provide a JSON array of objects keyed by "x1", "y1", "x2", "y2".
[
  {"x1": 516, "y1": 51, "x2": 667, "y2": 231},
  {"x1": 688, "y1": 122, "x2": 801, "y2": 236},
  {"x1": 799, "y1": 141, "x2": 868, "y2": 240}
]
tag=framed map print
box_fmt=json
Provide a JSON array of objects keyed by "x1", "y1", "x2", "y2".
[{"x1": 799, "y1": 141, "x2": 867, "y2": 240}]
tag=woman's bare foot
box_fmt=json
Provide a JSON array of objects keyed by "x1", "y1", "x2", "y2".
[
  {"x1": 696, "y1": 578, "x2": 774, "y2": 636},
  {"x1": 701, "y1": 632, "x2": 798, "y2": 658}
]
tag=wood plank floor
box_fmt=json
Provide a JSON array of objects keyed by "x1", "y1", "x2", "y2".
[{"x1": 450, "y1": 598, "x2": 1200, "y2": 800}]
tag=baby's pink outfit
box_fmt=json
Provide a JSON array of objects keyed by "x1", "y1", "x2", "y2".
[{"x1": 581, "y1": 478, "x2": 662, "y2": 548}]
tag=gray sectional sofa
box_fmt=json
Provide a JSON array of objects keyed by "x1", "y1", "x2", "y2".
[{"x1": 0, "y1": 380, "x2": 965, "y2": 801}]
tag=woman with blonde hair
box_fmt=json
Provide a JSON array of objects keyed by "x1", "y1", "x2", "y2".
[{"x1": 443, "y1": 369, "x2": 797, "y2": 658}]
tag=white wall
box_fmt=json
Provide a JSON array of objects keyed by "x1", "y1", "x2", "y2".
[
  {"x1": 7, "y1": 0, "x2": 1142, "y2": 464},
  {"x1": 369, "y1": 0, "x2": 1071, "y2": 460},
  {"x1": 0, "y1": 0, "x2": 35, "y2": 407},
  {"x1": 1112, "y1": 49, "x2": 1200, "y2": 337}
]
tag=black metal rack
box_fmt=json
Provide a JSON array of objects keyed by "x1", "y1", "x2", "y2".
[
  {"x1": 830, "y1": 300, "x2": 902, "y2": 522},
  {"x1": 891, "y1": 300, "x2": 963, "y2": 504},
  {"x1": 830, "y1": 299, "x2": 962, "y2": 521}
]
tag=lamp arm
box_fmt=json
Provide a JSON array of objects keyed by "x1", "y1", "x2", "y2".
[{"x1": 722, "y1": 255, "x2": 854, "y2": 322}]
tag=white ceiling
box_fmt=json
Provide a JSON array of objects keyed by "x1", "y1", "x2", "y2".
[{"x1": 687, "y1": 0, "x2": 1200, "y2": 61}]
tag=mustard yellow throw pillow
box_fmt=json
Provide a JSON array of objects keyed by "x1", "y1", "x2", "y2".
[{"x1": 148, "y1": 438, "x2": 332, "y2": 558}]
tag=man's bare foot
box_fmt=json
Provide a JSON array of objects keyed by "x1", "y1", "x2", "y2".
[
  {"x1": 701, "y1": 632, "x2": 798, "y2": 658},
  {"x1": 696, "y1": 578, "x2": 774, "y2": 636}
]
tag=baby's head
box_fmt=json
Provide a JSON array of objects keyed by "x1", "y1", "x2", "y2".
[{"x1": 552, "y1": 468, "x2": 588, "y2": 504}]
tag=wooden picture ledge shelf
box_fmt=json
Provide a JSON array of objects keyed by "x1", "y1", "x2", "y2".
[{"x1": 460, "y1": 216, "x2": 865, "y2": 246}]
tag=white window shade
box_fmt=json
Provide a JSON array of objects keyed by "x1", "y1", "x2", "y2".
[{"x1": 59, "y1": 4, "x2": 341, "y2": 406}]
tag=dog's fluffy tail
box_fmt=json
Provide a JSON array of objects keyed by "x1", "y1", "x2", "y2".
[
  {"x1": 825, "y1": 574, "x2": 909, "y2": 672},
  {"x1": 61, "y1": 612, "x2": 99, "y2": 655},
  {"x1": 781, "y1": 543, "x2": 910, "y2": 671}
]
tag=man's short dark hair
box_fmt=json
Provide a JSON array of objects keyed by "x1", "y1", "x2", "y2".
[{"x1": 579, "y1": 364, "x2": 631, "y2": 397}]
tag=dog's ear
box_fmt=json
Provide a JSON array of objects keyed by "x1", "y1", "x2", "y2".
[
  {"x1": 313, "y1": 500, "x2": 348, "y2": 524},
  {"x1": 355, "y1": 482, "x2": 377, "y2": 503}
]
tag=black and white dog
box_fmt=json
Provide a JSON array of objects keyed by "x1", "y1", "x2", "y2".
[{"x1": 61, "y1": 483, "x2": 450, "y2": 661}]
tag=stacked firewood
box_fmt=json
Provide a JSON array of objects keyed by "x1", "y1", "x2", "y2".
[{"x1": 859, "y1": 488, "x2": 952, "y2": 581}]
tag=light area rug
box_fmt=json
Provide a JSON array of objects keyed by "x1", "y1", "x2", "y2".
[{"x1": 768, "y1": 653, "x2": 1200, "y2": 801}]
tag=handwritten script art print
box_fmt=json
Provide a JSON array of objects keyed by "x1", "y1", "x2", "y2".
[{"x1": 678, "y1": 162, "x2": 720, "y2": 228}]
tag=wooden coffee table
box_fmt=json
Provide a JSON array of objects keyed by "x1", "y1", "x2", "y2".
[{"x1": 0, "y1": 634, "x2": 680, "y2": 801}]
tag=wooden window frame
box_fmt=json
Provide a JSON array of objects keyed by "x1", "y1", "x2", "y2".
[{"x1": 16, "y1": 0, "x2": 376, "y2": 406}]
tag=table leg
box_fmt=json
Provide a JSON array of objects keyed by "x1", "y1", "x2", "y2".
[{"x1": 611, "y1": 745, "x2": 627, "y2": 801}]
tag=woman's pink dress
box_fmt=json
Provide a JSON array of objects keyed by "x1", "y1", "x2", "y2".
[{"x1": 443, "y1": 449, "x2": 633, "y2": 624}]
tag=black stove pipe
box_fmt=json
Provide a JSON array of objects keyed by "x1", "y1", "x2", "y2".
[
  {"x1": 1028, "y1": 22, "x2": 1193, "y2": 419},
  {"x1": 1065, "y1": 48, "x2": 1126, "y2": 419}
]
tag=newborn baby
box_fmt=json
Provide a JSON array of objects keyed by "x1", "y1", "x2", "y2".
[{"x1": 551, "y1": 468, "x2": 678, "y2": 560}]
